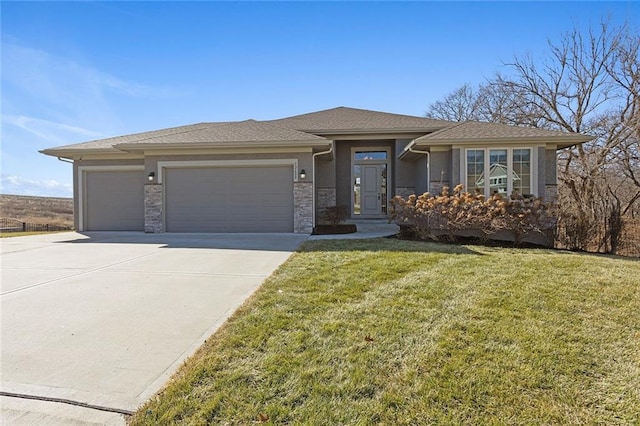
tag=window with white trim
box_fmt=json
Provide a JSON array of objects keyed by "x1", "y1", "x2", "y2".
[{"x1": 465, "y1": 148, "x2": 533, "y2": 197}]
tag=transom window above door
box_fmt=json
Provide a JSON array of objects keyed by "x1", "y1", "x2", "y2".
[{"x1": 354, "y1": 151, "x2": 388, "y2": 161}]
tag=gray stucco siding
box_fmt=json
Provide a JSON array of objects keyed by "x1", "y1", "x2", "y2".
[
  {"x1": 145, "y1": 152, "x2": 313, "y2": 181},
  {"x1": 544, "y1": 148, "x2": 557, "y2": 185},
  {"x1": 429, "y1": 150, "x2": 452, "y2": 189},
  {"x1": 315, "y1": 155, "x2": 336, "y2": 188},
  {"x1": 413, "y1": 156, "x2": 428, "y2": 195},
  {"x1": 451, "y1": 148, "x2": 461, "y2": 190},
  {"x1": 394, "y1": 139, "x2": 415, "y2": 190}
]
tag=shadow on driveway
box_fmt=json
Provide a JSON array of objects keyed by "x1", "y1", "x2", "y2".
[{"x1": 54, "y1": 231, "x2": 308, "y2": 251}]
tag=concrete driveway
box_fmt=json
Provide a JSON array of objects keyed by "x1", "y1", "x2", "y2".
[{"x1": 1, "y1": 231, "x2": 307, "y2": 425}]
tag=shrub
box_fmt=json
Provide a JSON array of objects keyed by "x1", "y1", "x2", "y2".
[
  {"x1": 320, "y1": 205, "x2": 349, "y2": 225},
  {"x1": 390, "y1": 184, "x2": 556, "y2": 244}
]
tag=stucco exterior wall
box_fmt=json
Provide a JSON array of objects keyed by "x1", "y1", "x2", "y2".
[
  {"x1": 394, "y1": 139, "x2": 415, "y2": 192},
  {"x1": 537, "y1": 147, "x2": 546, "y2": 198},
  {"x1": 315, "y1": 153, "x2": 337, "y2": 219},
  {"x1": 451, "y1": 148, "x2": 461, "y2": 190},
  {"x1": 544, "y1": 148, "x2": 557, "y2": 185},
  {"x1": 414, "y1": 155, "x2": 428, "y2": 195},
  {"x1": 145, "y1": 152, "x2": 313, "y2": 179},
  {"x1": 430, "y1": 150, "x2": 452, "y2": 189}
]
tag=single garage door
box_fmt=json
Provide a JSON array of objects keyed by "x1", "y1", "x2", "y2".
[
  {"x1": 85, "y1": 170, "x2": 144, "y2": 231},
  {"x1": 165, "y1": 166, "x2": 294, "y2": 232}
]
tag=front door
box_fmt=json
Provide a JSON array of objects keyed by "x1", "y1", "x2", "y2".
[
  {"x1": 353, "y1": 149, "x2": 389, "y2": 217},
  {"x1": 361, "y1": 164, "x2": 384, "y2": 215}
]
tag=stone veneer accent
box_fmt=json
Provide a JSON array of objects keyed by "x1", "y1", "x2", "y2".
[
  {"x1": 294, "y1": 182, "x2": 313, "y2": 233},
  {"x1": 316, "y1": 187, "x2": 336, "y2": 211},
  {"x1": 144, "y1": 184, "x2": 164, "y2": 233},
  {"x1": 429, "y1": 181, "x2": 450, "y2": 196},
  {"x1": 394, "y1": 187, "x2": 415, "y2": 199},
  {"x1": 545, "y1": 184, "x2": 558, "y2": 203}
]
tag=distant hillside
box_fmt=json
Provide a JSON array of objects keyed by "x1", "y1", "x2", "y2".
[{"x1": 0, "y1": 194, "x2": 74, "y2": 227}]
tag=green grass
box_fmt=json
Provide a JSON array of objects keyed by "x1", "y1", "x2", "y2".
[{"x1": 130, "y1": 239, "x2": 640, "y2": 425}]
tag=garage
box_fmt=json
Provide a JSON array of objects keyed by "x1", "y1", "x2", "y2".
[
  {"x1": 165, "y1": 166, "x2": 294, "y2": 232},
  {"x1": 84, "y1": 170, "x2": 145, "y2": 231}
]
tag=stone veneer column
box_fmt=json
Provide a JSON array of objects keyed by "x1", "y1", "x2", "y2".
[
  {"x1": 429, "y1": 181, "x2": 450, "y2": 196},
  {"x1": 316, "y1": 187, "x2": 336, "y2": 211},
  {"x1": 145, "y1": 184, "x2": 164, "y2": 233},
  {"x1": 294, "y1": 182, "x2": 313, "y2": 233},
  {"x1": 394, "y1": 187, "x2": 416, "y2": 199},
  {"x1": 545, "y1": 184, "x2": 558, "y2": 203}
]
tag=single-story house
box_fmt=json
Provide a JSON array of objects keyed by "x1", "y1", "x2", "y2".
[{"x1": 41, "y1": 107, "x2": 592, "y2": 234}]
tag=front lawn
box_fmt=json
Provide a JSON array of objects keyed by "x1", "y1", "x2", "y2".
[{"x1": 130, "y1": 239, "x2": 640, "y2": 425}]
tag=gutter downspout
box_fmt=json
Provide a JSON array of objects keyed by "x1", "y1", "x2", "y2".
[
  {"x1": 404, "y1": 141, "x2": 430, "y2": 194},
  {"x1": 57, "y1": 157, "x2": 73, "y2": 164},
  {"x1": 312, "y1": 143, "x2": 334, "y2": 230}
]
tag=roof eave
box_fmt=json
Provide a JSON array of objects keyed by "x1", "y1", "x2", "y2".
[
  {"x1": 413, "y1": 135, "x2": 594, "y2": 146},
  {"x1": 114, "y1": 140, "x2": 332, "y2": 152},
  {"x1": 39, "y1": 148, "x2": 126, "y2": 159}
]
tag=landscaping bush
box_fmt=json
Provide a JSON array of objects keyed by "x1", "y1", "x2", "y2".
[
  {"x1": 320, "y1": 205, "x2": 349, "y2": 225},
  {"x1": 390, "y1": 184, "x2": 556, "y2": 245}
]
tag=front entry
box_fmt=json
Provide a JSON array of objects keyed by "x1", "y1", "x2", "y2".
[{"x1": 352, "y1": 149, "x2": 389, "y2": 217}]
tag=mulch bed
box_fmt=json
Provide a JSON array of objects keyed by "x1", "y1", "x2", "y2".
[{"x1": 312, "y1": 224, "x2": 357, "y2": 235}]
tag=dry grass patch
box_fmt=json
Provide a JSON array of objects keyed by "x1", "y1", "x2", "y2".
[
  {"x1": 0, "y1": 194, "x2": 73, "y2": 227},
  {"x1": 130, "y1": 239, "x2": 640, "y2": 425}
]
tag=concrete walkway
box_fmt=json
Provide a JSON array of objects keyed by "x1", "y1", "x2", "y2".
[{"x1": 1, "y1": 232, "x2": 306, "y2": 425}]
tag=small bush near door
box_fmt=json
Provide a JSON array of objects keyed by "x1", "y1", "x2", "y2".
[
  {"x1": 313, "y1": 205, "x2": 356, "y2": 235},
  {"x1": 320, "y1": 205, "x2": 349, "y2": 225}
]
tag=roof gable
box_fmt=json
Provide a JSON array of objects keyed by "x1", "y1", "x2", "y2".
[{"x1": 267, "y1": 106, "x2": 452, "y2": 133}]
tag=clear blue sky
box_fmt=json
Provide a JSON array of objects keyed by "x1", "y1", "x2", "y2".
[{"x1": 1, "y1": 1, "x2": 637, "y2": 197}]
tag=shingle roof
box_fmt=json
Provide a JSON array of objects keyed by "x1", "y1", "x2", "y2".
[
  {"x1": 115, "y1": 120, "x2": 327, "y2": 147},
  {"x1": 414, "y1": 121, "x2": 591, "y2": 142},
  {"x1": 267, "y1": 106, "x2": 451, "y2": 133},
  {"x1": 42, "y1": 123, "x2": 212, "y2": 153},
  {"x1": 41, "y1": 106, "x2": 592, "y2": 157},
  {"x1": 42, "y1": 120, "x2": 328, "y2": 154}
]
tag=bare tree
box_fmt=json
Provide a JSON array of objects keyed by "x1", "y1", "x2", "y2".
[
  {"x1": 425, "y1": 84, "x2": 480, "y2": 122},
  {"x1": 424, "y1": 20, "x2": 640, "y2": 254}
]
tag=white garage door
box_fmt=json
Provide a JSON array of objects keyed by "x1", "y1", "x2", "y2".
[
  {"x1": 85, "y1": 170, "x2": 144, "y2": 231},
  {"x1": 165, "y1": 166, "x2": 294, "y2": 232}
]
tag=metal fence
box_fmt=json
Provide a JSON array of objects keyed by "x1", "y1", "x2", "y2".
[
  {"x1": 555, "y1": 217, "x2": 640, "y2": 258},
  {"x1": 0, "y1": 218, "x2": 72, "y2": 233}
]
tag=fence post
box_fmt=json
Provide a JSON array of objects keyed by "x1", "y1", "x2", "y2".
[{"x1": 23, "y1": 222, "x2": 26, "y2": 232}]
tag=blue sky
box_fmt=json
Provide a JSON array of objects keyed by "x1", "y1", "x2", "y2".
[{"x1": 1, "y1": 1, "x2": 637, "y2": 197}]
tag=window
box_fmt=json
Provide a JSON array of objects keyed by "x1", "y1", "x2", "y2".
[
  {"x1": 354, "y1": 151, "x2": 387, "y2": 161},
  {"x1": 465, "y1": 148, "x2": 533, "y2": 197},
  {"x1": 466, "y1": 149, "x2": 485, "y2": 195},
  {"x1": 512, "y1": 149, "x2": 531, "y2": 195}
]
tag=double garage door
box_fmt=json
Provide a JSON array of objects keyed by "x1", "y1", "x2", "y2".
[{"x1": 84, "y1": 167, "x2": 294, "y2": 232}]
